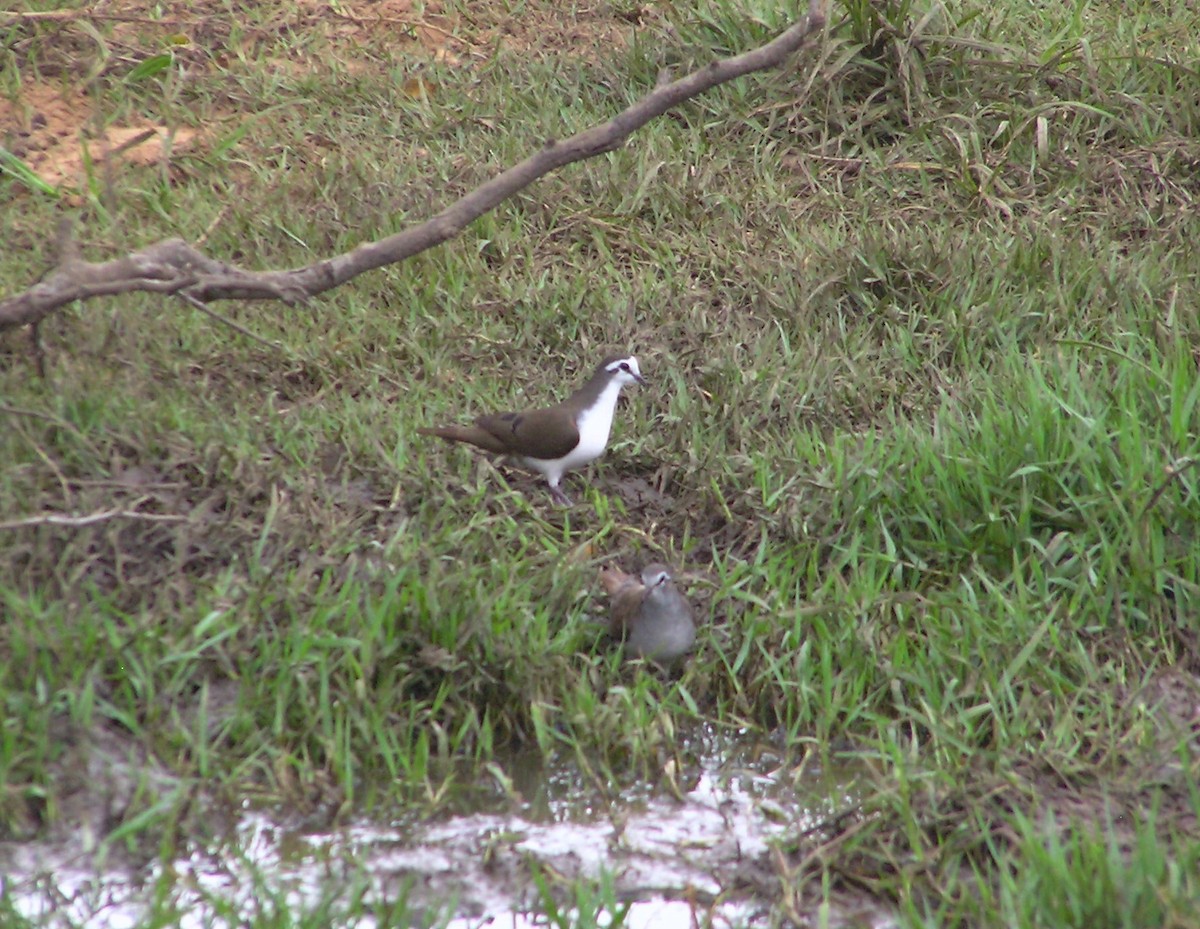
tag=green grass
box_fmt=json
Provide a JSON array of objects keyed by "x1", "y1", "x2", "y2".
[{"x1": 2, "y1": 0, "x2": 1200, "y2": 925}]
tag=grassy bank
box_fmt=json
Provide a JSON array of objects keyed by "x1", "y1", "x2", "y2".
[{"x1": 2, "y1": 0, "x2": 1199, "y2": 924}]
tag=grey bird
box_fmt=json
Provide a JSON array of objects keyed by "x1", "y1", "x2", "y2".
[
  {"x1": 600, "y1": 563, "x2": 696, "y2": 663},
  {"x1": 418, "y1": 354, "x2": 646, "y2": 505}
]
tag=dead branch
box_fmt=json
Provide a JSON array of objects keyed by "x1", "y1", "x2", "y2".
[
  {"x1": 0, "y1": 0, "x2": 827, "y2": 335},
  {"x1": 0, "y1": 509, "x2": 187, "y2": 531}
]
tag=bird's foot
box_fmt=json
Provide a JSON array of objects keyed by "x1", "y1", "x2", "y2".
[{"x1": 548, "y1": 485, "x2": 573, "y2": 506}]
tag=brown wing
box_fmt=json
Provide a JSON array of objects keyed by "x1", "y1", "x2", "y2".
[
  {"x1": 600, "y1": 566, "x2": 647, "y2": 636},
  {"x1": 599, "y1": 565, "x2": 635, "y2": 596},
  {"x1": 474, "y1": 406, "x2": 579, "y2": 460}
]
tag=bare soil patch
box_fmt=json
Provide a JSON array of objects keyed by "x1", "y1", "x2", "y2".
[{"x1": 0, "y1": 82, "x2": 200, "y2": 192}]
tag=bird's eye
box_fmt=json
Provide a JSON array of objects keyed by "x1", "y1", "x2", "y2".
[{"x1": 620, "y1": 362, "x2": 631, "y2": 372}]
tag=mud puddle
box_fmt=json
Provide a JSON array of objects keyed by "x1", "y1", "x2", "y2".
[{"x1": 2, "y1": 730, "x2": 894, "y2": 928}]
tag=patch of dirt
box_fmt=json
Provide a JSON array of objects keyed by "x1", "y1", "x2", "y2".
[{"x1": 0, "y1": 82, "x2": 200, "y2": 192}]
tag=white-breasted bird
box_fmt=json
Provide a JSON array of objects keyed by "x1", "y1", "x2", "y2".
[{"x1": 418, "y1": 354, "x2": 646, "y2": 505}]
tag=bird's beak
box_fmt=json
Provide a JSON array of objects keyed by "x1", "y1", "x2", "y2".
[{"x1": 634, "y1": 372, "x2": 648, "y2": 386}]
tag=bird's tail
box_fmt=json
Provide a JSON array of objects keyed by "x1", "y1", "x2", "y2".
[{"x1": 416, "y1": 425, "x2": 508, "y2": 454}]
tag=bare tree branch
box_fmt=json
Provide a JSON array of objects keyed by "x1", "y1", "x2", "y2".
[
  {"x1": 0, "y1": 509, "x2": 187, "y2": 531},
  {"x1": 0, "y1": 0, "x2": 827, "y2": 334}
]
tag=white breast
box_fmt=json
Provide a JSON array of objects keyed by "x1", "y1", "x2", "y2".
[
  {"x1": 521, "y1": 377, "x2": 623, "y2": 485},
  {"x1": 560, "y1": 378, "x2": 622, "y2": 470}
]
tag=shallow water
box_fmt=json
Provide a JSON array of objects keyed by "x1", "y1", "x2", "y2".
[{"x1": 2, "y1": 731, "x2": 895, "y2": 928}]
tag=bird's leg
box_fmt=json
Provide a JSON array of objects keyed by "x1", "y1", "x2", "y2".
[{"x1": 548, "y1": 483, "x2": 573, "y2": 506}]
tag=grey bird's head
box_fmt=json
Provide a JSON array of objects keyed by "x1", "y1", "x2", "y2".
[{"x1": 640, "y1": 563, "x2": 672, "y2": 590}]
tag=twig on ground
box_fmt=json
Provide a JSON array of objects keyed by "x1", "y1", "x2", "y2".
[
  {"x1": 0, "y1": 509, "x2": 188, "y2": 531},
  {"x1": 174, "y1": 291, "x2": 292, "y2": 355}
]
